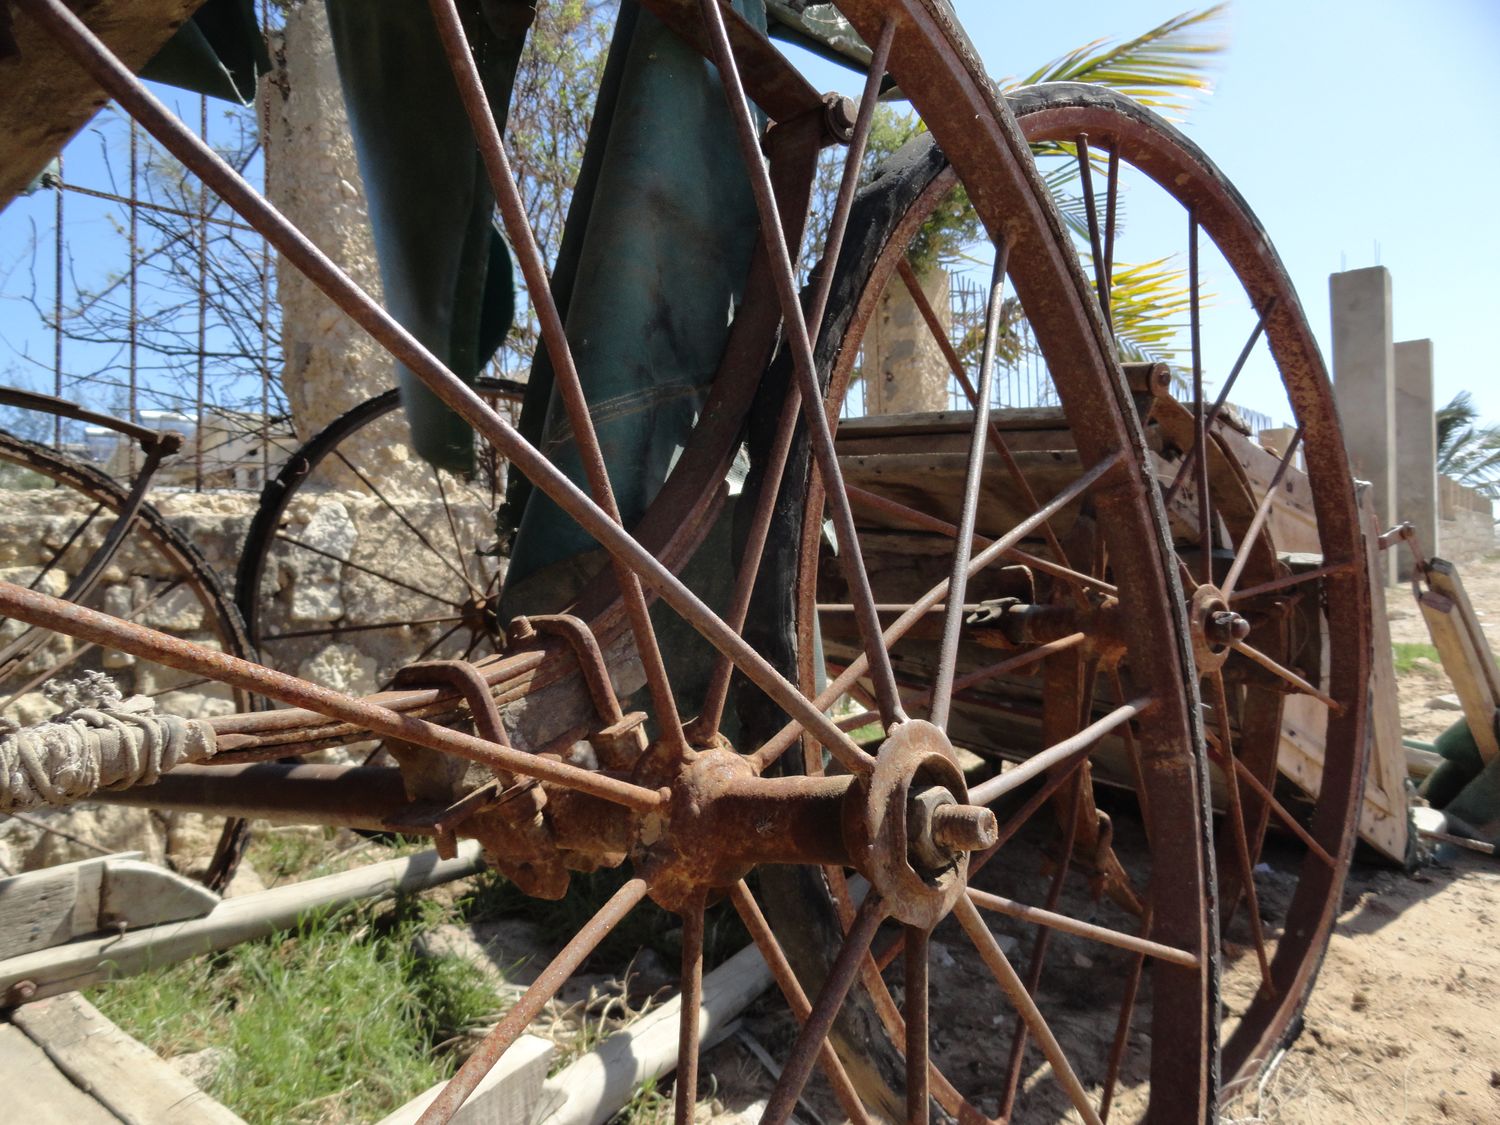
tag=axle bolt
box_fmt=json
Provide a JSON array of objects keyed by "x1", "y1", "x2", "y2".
[
  {"x1": 931, "y1": 804, "x2": 998, "y2": 852},
  {"x1": 1204, "y1": 609, "x2": 1250, "y2": 646}
]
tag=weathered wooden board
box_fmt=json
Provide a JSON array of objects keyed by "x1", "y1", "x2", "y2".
[
  {"x1": 1420, "y1": 590, "x2": 1500, "y2": 764},
  {"x1": 1427, "y1": 558, "x2": 1500, "y2": 703},
  {"x1": 0, "y1": 852, "x2": 218, "y2": 960},
  {"x1": 12, "y1": 992, "x2": 245, "y2": 1124},
  {"x1": 0, "y1": 1021, "x2": 119, "y2": 1125}
]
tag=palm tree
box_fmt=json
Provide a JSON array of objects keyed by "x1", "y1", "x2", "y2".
[{"x1": 1437, "y1": 391, "x2": 1500, "y2": 499}]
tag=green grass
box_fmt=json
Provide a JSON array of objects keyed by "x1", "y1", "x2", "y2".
[
  {"x1": 88, "y1": 888, "x2": 503, "y2": 1124},
  {"x1": 1392, "y1": 641, "x2": 1441, "y2": 674}
]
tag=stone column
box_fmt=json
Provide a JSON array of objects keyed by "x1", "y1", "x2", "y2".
[
  {"x1": 1331, "y1": 266, "x2": 1397, "y2": 585},
  {"x1": 262, "y1": 1, "x2": 388, "y2": 442},
  {"x1": 1394, "y1": 338, "x2": 1437, "y2": 577},
  {"x1": 863, "y1": 267, "x2": 952, "y2": 416}
]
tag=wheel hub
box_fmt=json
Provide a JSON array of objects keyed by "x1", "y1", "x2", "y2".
[{"x1": 1189, "y1": 583, "x2": 1249, "y2": 674}]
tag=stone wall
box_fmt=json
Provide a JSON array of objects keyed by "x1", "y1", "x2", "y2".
[{"x1": 1438, "y1": 475, "x2": 1496, "y2": 562}]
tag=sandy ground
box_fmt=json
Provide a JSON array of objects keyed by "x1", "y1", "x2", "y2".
[{"x1": 1233, "y1": 550, "x2": 1500, "y2": 1124}]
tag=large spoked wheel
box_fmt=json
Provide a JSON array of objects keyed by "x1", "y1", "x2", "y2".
[
  {"x1": 235, "y1": 378, "x2": 525, "y2": 694},
  {"x1": 4, "y1": 2, "x2": 1213, "y2": 1122},
  {"x1": 0, "y1": 429, "x2": 255, "y2": 888},
  {"x1": 1011, "y1": 83, "x2": 1371, "y2": 1102},
  {"x1": 801, "y1": 80, "x2": 1371, "y2": 1113}
]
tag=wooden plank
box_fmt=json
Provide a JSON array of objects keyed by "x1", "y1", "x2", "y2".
[
  {"x1": 1427, "y1": 558, "x2": 1500, "y2": 702},
  {"x1": 0, "y1": 853, "x2": 132, "y2": 961},
  {"x1": 12, "y1": 992, "x2": 245, "y2": 1124},
  {"x1": 0, "y1": 852, "x2": 218, "y2": 960},
  {"x1": 1420, "y1": 590, "x2": 1500, "y2": 763},
  {"x1": 2, "y1": 0, "x2": 207, "y2": 208},
  {"x1": 0, "y1": 1022, "x2": 119, "y2": 1125},
  {"x1": 0, "y1": 841, "x2": 485, "y2": 1004},
  {"x1": 1358, "y1": 490, "x2": 1411, "y2": 861},
  {"x1": 377, "y1": 1034, "x2": 552, "y2": 1125}
]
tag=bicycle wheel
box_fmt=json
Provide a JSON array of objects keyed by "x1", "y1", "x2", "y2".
[
  {"x1": 0, "y1": 427, "x2": 255, "y2": 889},
  {"x1": 235, "y1": 379, "x2": 524, "y2": 696},
  {"x1": 3, "y1": 2, "x2": 1213, "y2": 1121}
]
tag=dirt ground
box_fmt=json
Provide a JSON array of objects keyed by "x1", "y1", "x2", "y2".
[{"x1": 1238, "y1": 549, "x2": 1500, "y2": 1124}]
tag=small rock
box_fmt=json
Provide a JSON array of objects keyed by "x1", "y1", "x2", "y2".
[
  {"x1": 930, "y1": 940, "x2": 958, "y2": 969},
  {"x1": 1072, "y1": 952, "x2": 1093, "y2": 970},
  {"x1": 170, "y1": 1046, "x2": 229, "y2": 1090},
  {"x1": 1428, "y1": 693, "x2": 1464, "y2": 711},
  {"x1": 223, "y1": 861, "x2": 266, "y2": 898}
]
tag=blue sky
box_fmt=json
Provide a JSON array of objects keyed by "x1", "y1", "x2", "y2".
[
  {"x1": 956, "y1": 0, "x2": 1500, "y2": 423},
  {"x1": 2, "y1": 1, "x2": 1497, "y2": 431}
]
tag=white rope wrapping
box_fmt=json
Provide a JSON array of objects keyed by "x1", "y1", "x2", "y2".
[{"x1": 0, "y1": 695, "x2": 216, "y2": 811}]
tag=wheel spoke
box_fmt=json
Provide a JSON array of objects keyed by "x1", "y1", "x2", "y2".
[
  {"x1": 1075, "y1": 133, "x2": 1109, "y2": 330},
  {"x1": 968, "y1": 696, "x2": 1149, "y2": 806},
  {"x1": 331, "y1": 448, "x2": 473, "y2": 591},
  {"x1": 696, "y1": 17, "x2": 896, "y2": 740},
  {"x1": 1102, "y1": 145, "x2": 1119, "y2": 310},
  {"x1": 845, "y1": 483, "x2": 1116, "y2": 595},
  {"x1": 761, "y1": 892, "x2": 886, "y2": 1125},
  {"x1": 432, "y1": 465, "x2": 480, "y2": 598},
  {"x1": 894, "y1": 257, "x2": 1078, "y2": 576},
  {"x1": 931, "y1": 244, "x2": 1009, "y2": 731},
  {"x1": 1229, "y1": 558, "x2": 1355, "y2": 603},
  {"x1": 261, "y1": 614, "x2": 466, "y2": 643},
  {"x1": 675, "y1": 892, "x2": 706, "y2": 1125},
  {"x1": 751, "y1": 452, "x2": 1123, "y2": 771},
  {"x1": 954, "y1": 896, "x2": 1103, "y2": 1125},
  {"x1": 415, "y1": 877, "x2": 649, "y2": 1125},
  {"x1": 967, "y1": 889, "x2": 1198, "y2": 968},
  {"x1": 1099, "y1": 914, "x2": 1149, "y2": 1124},
  {"x1": 275, "y1": 533, "x2": 461, "y2": 607},
  {"x1": 1229, "y1": 637, "x2": 1340, "y2": 711},
  {"x1": 1222, "y1": 424, "x2": 1305, "y2": 598},
  {"x1": 1162, "y1": 298, "x2": 1276, "y2": 509},
  {"x1": 698, "y1": 0, "x2": 906, "y2": 730},
  {"x1": 1208, "y1": 672, "x2": 1274, "y2": 990},
  {"x1": 1206, "y1": 735, "x2": 1337, "y2": 867},
  {"x1": 728, "y1": 882, "x2": 873, "y2": 1125},
  {"x1": 904, "y1": 926, "x2": 930, "y2": 1125},
  {"x1": 425, "y1": 0, "x2": 687, "y2": 753},
  {"x1": 1189, "y1": 211, "x2": 1212, "y2": 585}
]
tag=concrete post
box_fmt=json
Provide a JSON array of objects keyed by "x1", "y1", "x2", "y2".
[
  {"x1": 1331, "y1": 267, "x2": 1397, "y2": 585},
  {"x1": 1394, "y1": 339, "x2": 1437, "y2": 577},
  {"x1": 863, "y1": 267, "x2": 952, "y2": 415}
]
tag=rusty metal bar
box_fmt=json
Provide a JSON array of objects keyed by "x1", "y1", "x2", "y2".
[
  {"x1": 954, "y1": 895, "x2": 1102, "y2": 1125},
  {"x1": 697, "y1": 0, "x2": 906, "y2": 731},
  {"x1": 1228, "y1": 558, "x2": 1353, "y2": 603},
  {"x1": 930, "y1": 242, "x2": 1008, "y2": 731},
  {"x1": 15, "y1": 0, "x2": 873, "y2": 777},
  {"x1": 904, "y1": 925, "x2": 930, "y2": 1124},
  {"x1": 966, "y1": 888, "x2": 1198, "y2": 968},
  {"x1": 760, "y1": 892, "x2": 885, "y2": 1125},
  {"x1": 1229, "y1": 636, "x2": 1338, "y2": 711},
  {"x1": 0, "y1": 579, "x2": 664, "y2": 812},
  {"x1": 1075, "y1": 133, "x2": 1110, "y2": 330},
  {"x1": 752, "y1": 451, "x2": 1124, "y2": 771},
  {"x1": 675, "y1": 892, "x2": 706, "y2": 1125},
  {"x1": 1222, "y1": 423, "x2": 1305, "y2": 598},
  {"x1": 968, "y1": 696, "x2": 1149, "y2": 806},
  {"x1": 425, "y1": 0, "x2": 686, "y2": 752},
  {"x1": 417, "y1": 877, "x2": 650, "y2": 1124}
]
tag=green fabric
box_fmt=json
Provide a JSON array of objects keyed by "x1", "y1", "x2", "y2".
[
  {"x1": 1419, "y1": 716, "x2": 1486, "y2": 809},
  {"x1": 140, "y1": 0, "x2": 269, "y2": 105},
  {"x1": 325, "y1": 0, "x2": 524, "y2": 474},
  {"x1": 503, "y1": 0, "x2": 766, "y2": 587}
]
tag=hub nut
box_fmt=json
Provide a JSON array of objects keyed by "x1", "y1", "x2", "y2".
[{"x1": 907, "y1": 785, "x2": 996, "y2": 871}]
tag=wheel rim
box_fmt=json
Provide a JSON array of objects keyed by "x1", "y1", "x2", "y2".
[
  {"x1": 1, "y1": 3, "x2": 1214, "y2": 1122},
  {"x1": 1009, "y1": 82, "x2": 1371, "y2": 1099}
]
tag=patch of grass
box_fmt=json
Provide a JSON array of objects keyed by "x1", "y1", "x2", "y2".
[
  {"x1": 1392, "y1": 641, "x2": 1441, "y2": 674},
  {"x1": 89, "y1": 895, "x2": 501, "y2": 1123}
]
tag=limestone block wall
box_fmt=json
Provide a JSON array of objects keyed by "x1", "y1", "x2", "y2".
[{"x1": 1438, "y1": 475, "x2": 1497, "y2": 561}]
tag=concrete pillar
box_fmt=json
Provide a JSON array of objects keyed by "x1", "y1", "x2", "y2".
[
  {"x1": 1394, "y1": 339, "x2": 1437, "y2": 577},
  {"x1": 1331, "y1": 267, "x2": 1397, "y2": 585},
  {"x1": 864, "y1": 267, "x2": 952, "y2": 416}
]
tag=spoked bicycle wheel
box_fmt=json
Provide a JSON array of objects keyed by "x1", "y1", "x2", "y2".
[
  {"x1": 0, "y1": 421, "x2": 255, "y2": 889},
  {"x1": 2, "y1": 2, "x2": 1217, "y2": 1121},
  {"x1": 235, "y1": 378, "x2": 525, "y2": 694}
]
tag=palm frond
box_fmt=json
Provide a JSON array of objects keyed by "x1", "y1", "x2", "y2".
[
  {"x1": 1006, "y1": 6, "x2": 1228, "y2": 120},
  {"x1": 1105, "y1": 257, "x2": 1200, "y2": 379}
]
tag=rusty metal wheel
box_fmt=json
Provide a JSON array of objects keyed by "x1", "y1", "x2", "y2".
[
  {"x1": 801, "y1": 81, "x2": 1372, "y2": 1113},
  {"x1": 2, "y1": 2, "x2": 1213, "y2": 1122},
  {"x1": 0, "y1": 423, "x2": 255, "y2": 889},
  {"x1": 235, "y1": 378, "x2": 525, "y2": 694}
]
